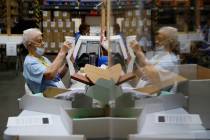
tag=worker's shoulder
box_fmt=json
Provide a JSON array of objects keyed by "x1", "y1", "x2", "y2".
[{"x1": 24, "y1": 55, "x2": 39, "y2": 65}]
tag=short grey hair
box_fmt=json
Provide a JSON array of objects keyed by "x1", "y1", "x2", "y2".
[{"x1": 22, "y1": 28, "x2": 42, "y2": 48}]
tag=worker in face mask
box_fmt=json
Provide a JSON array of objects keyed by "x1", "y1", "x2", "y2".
[
  {"x1": 130, "y1": 26, "x2": 180, "y2": 89},
  {"x1": 23, "y1": 28, "x2": 72, "y2": 94}
]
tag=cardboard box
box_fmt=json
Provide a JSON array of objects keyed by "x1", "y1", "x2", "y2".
[
  {"x1": 134, "y1": 10, "x2": 140, "y2": 17},
  {"x1": 131, "y1": 18, "x2": 137, "y2": 28},
  {"x1": 65, "y1": 20, "x2": 71, "y2": 30},
  {"x1": 126, "y1": 11, "x2": 133, "y2": 17},
  {"x1": 177, "y1": 64, "x2": 210, "y2": 80},
  {"x1": 175, "y1": 64, "x2": 210, "y2": 96},
  {"x1": 42, "y1": 21, "x2": 50, "y2": 32},
  {"x1": 43, "y1": 11, "x2": 51, "y2": 20},
  {"x1": 70, "y1": 22, "x2": 75, "y2": 35},
  {"x1": 62, "y1": 11, "x2": 71, "y2": 20},
  {"x1": 58, "y1": 20, "x2": 64, "y2": 32},
  {"x1": 50, "y1": 21, "x2": 56, "y2": 31},
  {"x1": 131, "y1": 64, "x2": 188, "y2": 95},
  {"x1": 54, "y1": 11, "x2": 62, "y2": 19}
]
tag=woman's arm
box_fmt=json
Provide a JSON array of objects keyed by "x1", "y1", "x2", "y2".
[
  {"x1": 130, "y1": 41, "x2": 148, "y2": 67},
  {"x1": 57, "y1": 63, "x2": 68, "y2": 78},
  {"x1": 44, "y1": 41, "x2": 71, "y2": 80}
]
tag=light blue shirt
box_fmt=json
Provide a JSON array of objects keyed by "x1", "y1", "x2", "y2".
[
  {"x1": 23, "y1": 55, "x2": 61, "y2": 94},
  {"x1": 149, "y1": 51, "x2": 179, "y2": 73}
]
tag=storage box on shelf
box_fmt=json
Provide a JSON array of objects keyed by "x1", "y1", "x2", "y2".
[{"x1": 42, "y1": 10, "x2": 75, "y2": 53}]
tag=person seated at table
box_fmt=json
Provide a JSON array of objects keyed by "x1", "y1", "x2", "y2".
[
  {"x1": 130, "y1": 26, "x2": 180, "y2": 89},
  {"x1": 22, "y1": 28, "x2": 72, "y2": 94},
  {"x1": 75, "y1": 23, "x2": 89, "y2": 44}
]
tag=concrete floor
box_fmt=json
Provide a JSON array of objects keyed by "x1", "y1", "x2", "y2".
[{"x1": 0, "y1": 63, "x2": 25, "y2": 139}]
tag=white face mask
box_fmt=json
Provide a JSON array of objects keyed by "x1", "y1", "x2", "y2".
[
  {"x1": 36, "y1": 47, "x2": 45, "y2": 56},
  {"x1": 35, "y1": 43, "x2": 47, "y2": 56}
]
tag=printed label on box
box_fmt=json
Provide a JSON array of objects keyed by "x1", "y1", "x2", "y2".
[
  {"x1": 43, "y1": 21, "x2": 47, "y2": 28},
  {"x1": 132, "y1": 19, "x2": 136, "y2": 27},
  {"x1": 135, "y1": 10, "x2": 140, "y2": 16},
  {"x1": 139, "y1": 20, "x2": 143, "y2": 26},
  {"x1": 58, "y1": 21, "x2": 63, "y2": 28},
  {"x1": 43, "y1": 11, "x2": 48, "y2": 17},
  {"x1": 125, "y1": 20, "x2": 129, "y2": 27},
  {"x1": 127, "y1": 11, "x2": 132, "y2": 16},
  {"x1": 51, "y1": 42, "x2": 55, "y2": 48},
  {"x1": 45, "y1": 42, "x2": 49, "y2": 48},
  {"x1": 63, "y1": 12, "x2": 67, "y2": 17},
  {"x1": 146, "y1": 10, "x2": 151, "y2": 16},
  {"x1": 66, "y1": 21, "x2": 71, "y2": 28},
  {"x1": 59, "y1": 42, "x2": 63, "y2": 48},
  {"x1": 51, "y1": 22, "x2": 55, "y2": 28},
  {"x1": 54, "y1": 11, "x2": 59, "y2": 17}
]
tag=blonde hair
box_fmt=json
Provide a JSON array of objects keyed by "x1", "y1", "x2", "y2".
[{"x1": 158, "y1": 26, "x2": 180, "y2": 54}]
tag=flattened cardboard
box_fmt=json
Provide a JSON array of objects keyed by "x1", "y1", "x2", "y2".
[
  {"x1": 84, "y1": 64, "x2": 122, "y2": 84},
  {"x1": 43, "y1": 87, "x2": 70, "y2": 98},
  {"x1": 84, "y1": 64, "x2": 111, "y2": 83},
  {"x1": 116, "y1": 73, "x2": 136, "y2": 85},
  {"x1": 109, "y1": 64, "x2": 122, "y2": 83},
  {"x1": 71, "y1": 73, "x2": 93, "y2": 86},
  {"x1": 135, "y1": 74, "x2": 187, "y2": 95}
]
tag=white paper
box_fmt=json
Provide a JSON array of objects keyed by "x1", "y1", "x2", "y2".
[
  {"x1": 122, "y1": 86, "x2": 154, "y2": 97},
  {"x1": 55, "y1": 90, "x2": 85, "y2": 100},
  {"x1": 6, "y1": 43, "x2": 17, "y2": 56},
  {"x1": 65, "y1": 36, "x2": 75, "y2": 44},
  {"x1": 7, "y1": 115, "x2": 53, "y2": 127}
]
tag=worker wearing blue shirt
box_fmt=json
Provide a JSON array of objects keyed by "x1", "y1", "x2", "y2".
[{"x1": 22, "y1": 28, "x2": 72, "y2": 94}]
